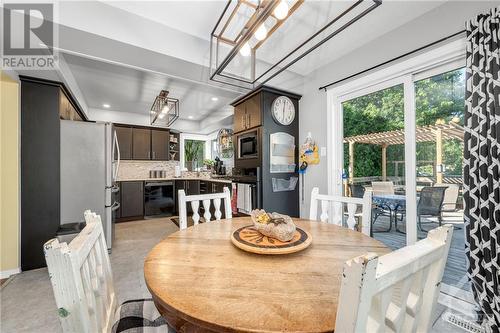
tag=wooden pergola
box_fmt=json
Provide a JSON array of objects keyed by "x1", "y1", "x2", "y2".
[{"x1": 344, "y1": 121, "x2": 464, "y2": 184}]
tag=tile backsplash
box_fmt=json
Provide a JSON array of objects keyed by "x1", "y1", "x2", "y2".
[
  {"x1": 117, "y1": 160, "x2": 179, "y2": 180},
  {"x1": 117, "y1": 160, "x2": 213, "y2": 180}
]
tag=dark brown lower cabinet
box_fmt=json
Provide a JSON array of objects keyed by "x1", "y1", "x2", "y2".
[{"x1": 119, "y1": 181, "x2": 144, "y2": 220}]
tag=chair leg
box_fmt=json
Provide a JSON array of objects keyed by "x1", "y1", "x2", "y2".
[{"x1": 417, "y1": 215, "x2": 425, "y2": 232}]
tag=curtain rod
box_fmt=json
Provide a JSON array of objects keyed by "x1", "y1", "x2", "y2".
[{"x1": 318, "y1": 29, "x2": 466, "y2": 91}]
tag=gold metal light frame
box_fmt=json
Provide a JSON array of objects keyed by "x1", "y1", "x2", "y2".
[
  {"x1": 150, "y1": 90, "x2": 179, "y2": 127},
  {"x1": 210, "y1": 0, "x2": 382, "y2": 89}
]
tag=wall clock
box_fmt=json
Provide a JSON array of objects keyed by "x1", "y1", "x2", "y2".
[{"x1": 271, "y1": 96, "x2": 295, "y2": 125}]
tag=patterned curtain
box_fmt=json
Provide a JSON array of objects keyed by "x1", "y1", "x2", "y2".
[{"x1": 464, "y1": 6, "x2": 500, "y2": 331}]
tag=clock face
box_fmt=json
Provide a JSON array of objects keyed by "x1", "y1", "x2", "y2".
[{"x1": 271, "y1": 96, "x2": 295, "y2": 125}]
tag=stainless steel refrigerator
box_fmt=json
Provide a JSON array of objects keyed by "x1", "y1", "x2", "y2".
[{"x1": 60, "y1": 120, "x2": 120, "y2": 249}]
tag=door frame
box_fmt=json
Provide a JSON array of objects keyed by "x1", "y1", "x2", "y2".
[{"x1": 326, "y1": 38, "x2": 465, "y2": 245}]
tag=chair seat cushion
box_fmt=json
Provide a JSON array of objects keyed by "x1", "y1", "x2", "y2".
[{"x1": 112, "y1": 298, "x2": 175, "y2": 333}]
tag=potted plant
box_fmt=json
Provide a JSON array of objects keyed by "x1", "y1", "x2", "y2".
[
  {"x1": 184, "y1": 140, "x2": 202, "y2": 171},
  {"x1": 203, "y1": 159, "x2": 215, "y2": 172}
]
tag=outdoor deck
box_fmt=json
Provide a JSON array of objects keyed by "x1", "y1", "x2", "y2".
[{"x1": 372, "y1": 211, "x2": 469, "y2": 290}]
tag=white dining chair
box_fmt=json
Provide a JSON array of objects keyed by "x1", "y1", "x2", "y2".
[
  {"x1": 44, "y1": 210, "x2": 174, "y2": 333},
  {"x1": 335, "y1": 224, "x2": 453, "y2": 333},
  {"x1": 372, "y1": 181, "x2": 395, "y2": 195},
  {"x1": 178, "y1": 186, "x2": 232, "y2": 230},
  {"x1": 309, "y1": 187, "x2": 372, "y2": 236}
]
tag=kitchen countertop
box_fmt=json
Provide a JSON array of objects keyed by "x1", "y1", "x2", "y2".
[{"x1": 117, "y1": 177, "x2": 233, "y2": 183}]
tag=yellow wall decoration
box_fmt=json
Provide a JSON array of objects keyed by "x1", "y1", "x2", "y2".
[{"x1": 300, "y1": 134, "x2": 319, "y2": 165}]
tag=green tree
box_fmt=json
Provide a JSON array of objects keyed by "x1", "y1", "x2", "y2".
[{"x1": 343, "y1": 68, "x2": 465, "y2": 179}]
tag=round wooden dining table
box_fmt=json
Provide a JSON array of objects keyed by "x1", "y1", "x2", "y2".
[{"x1": 144, "y1": 217, "x2": 390, "y2": 333}]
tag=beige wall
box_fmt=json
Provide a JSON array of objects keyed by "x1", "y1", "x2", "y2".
[{"x1": 0, "y1": 71, "x2": 20, "y2": 275}]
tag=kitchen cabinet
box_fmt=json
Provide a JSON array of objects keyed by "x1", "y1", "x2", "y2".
[
  {"x1": 234, "y1": 103, "x2": 247, "y2": 133},
  {"x1": 132, "y1": 128, "x2": 151, "y2": 159},
  {"x1": 245, "y1": 94, "x2": 261, "y2": 129},
  {"x1": 114, "y1": 125, "x2": 179, "y2": 161},
  {"x1": 174, "y1": 180, "x2": 199, "y2": 214},
  {"x1": 151, "y1": 129, "x2": 169, "y2": 160},
  {"x1": 20, "y1": 76, "x2": 86, "y2": 270},
  {"x1": 233, "y1": 94, "x2": 262, "y2": 133},
  {"x1": 59, "y1": 90, "x2": 82, "y2": 121},
  {"x1": 115, "y1": 126, "x2": 133, "y2": 160},
  {"x1": 120, "y1": 181, "x2": 144, "y2": 219}
]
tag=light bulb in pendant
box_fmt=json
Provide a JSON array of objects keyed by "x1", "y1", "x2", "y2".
[
  {"x1": 254, "y1": 24, "x2": 267, "y2": 41},
  {"x1": 274, "y1": 1, "x2": 289, "y2": 20},
  {"x1": 161, "y1": 104, "x2": 170, "y2": 114},
  {"x1": 239, "y1": 42, "x2": 251, "y2": 57}
]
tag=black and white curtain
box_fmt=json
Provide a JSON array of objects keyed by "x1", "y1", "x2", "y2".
[{"x1": 464, "y1": 6, "x2": 500, "y2": 331}]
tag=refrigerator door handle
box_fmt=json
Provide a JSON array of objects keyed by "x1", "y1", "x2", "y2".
[
  {"x1": 109, "y1": 201, "x2": 120, "y2": 211},
  {"x1": 113, "y1": 130, "x2": 120, "y2": 181}
]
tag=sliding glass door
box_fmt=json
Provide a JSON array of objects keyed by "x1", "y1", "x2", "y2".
[
  {"x1": 341, "y1": 83, "x2": 407, "y2": 249},
  {"x1": 331, "y1": 64, "x2": 467, "y2": 292}
]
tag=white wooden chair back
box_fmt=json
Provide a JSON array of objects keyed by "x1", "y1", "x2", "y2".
[
  {"x1": 178, "y1": 186, "x2": 232, "y2": 230},
  {"x1": 434, "y1": 184, "x2": 459, "y2": 211},
  {"x1": 372, "y1": 181, "x2": 395, "y2": 195},
  {"x1": 309, "y1": 187, "x2": 372, "y2": 235},
  {"x1": 44, "y1": 210, "x2": 116, "y2": 333},
  {"x1": 335, "y1": 224, "x2": 453, "y2": 333}
]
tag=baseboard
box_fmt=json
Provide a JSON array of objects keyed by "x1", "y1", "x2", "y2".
[{"x1": 0, "y1": 268, "x2": 20, "y2": 279}]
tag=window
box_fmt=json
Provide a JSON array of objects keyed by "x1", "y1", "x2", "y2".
[{"x1": 184, "y1": 139, "x2": 205, "y2": 169}]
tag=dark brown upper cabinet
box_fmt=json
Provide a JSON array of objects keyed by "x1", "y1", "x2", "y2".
[
  {"x1": 132, "y1": 128, "x2": 151, "y2": 160},
  {"x1": 151, "y1": 129, "x2": 169, "y2": 160},
  {"x1": 115, "y1": 126, "x2": 133, "y2": 160},
  {"x1": 233, "y1": 93, "x2": 262, "y2": 133},
  {"x1": 114, "y1": 125, "x2": 179, "y2": 161}
]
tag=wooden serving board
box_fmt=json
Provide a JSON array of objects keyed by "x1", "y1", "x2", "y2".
[{"x1": 231, "y1": 225, "x2": 312, "y2": 255}]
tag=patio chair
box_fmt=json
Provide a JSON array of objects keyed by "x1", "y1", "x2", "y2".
[
  {"x1": 178, "y1": 187, "x2": 231, "y2": 230},
  {"x1": 371, "y1": 181, "x2": 395, "y2": 195},
  {"x1": 417, "y1": 186, "x2": 447, "y2": 231},
  {"x1": 371, "y1": 182, "x2": 396, "y2": 232},
  {"x1": 433, "y1": 184, "x2": 459, "y2": 212},
  {"x1": 349, "y1": 184, "x2": 365, "y2": 198},
  {"x1": 309, "y1": 187, "x2": 372, "y2": 236},
  {"x1": 335, "y1": 224, "x2": 453, "y2": 332},
  {"x1": 44, "y1": 210, "x2": 174, "y2": 333}
]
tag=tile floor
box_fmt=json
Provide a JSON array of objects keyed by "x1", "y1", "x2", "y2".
[{"x1": 0, "y1": 217, "x2": 467, "y2": 332}]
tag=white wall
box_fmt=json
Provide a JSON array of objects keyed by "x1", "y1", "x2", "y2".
[{"x1": 297, "y1": 1, "x2": 498, "y2": 217}]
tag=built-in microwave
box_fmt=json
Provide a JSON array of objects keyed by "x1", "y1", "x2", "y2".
[{"x1": 236, "y1": 128, "x2": 260, "y2": 163}]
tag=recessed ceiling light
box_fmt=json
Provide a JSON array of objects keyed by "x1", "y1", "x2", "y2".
[
  {"x1": 188, "y1": 116, "x2": 194, "y2": 119},
  {"x1": 211, "y1": 97, "x2": 219, "y2": 101},
  {"x1": 103, "y1": 104, "x2": 110, "y2": 108}
]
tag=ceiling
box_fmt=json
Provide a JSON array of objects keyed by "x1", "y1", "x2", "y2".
[
  {"x1": 62, "y1": 53, "x2": 239, "y2": 121},
  {"x1": 104, "y1": 1, "x2": 227, "y2": 42},
  {"x1": 40, "y1": 0, "x2": 453, "y2": 133},
  {"x1": 103, "y1": 0, "x2": 447, "y2": 76}
]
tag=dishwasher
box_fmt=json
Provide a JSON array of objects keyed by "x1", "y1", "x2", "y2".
[{"x1": 144, "y1": 181, "x2": 175, "y2": 218}]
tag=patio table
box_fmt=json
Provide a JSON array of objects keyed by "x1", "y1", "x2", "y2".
[{"x1": 372, "y1": 194, "x2": 408, "y2": 233}]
